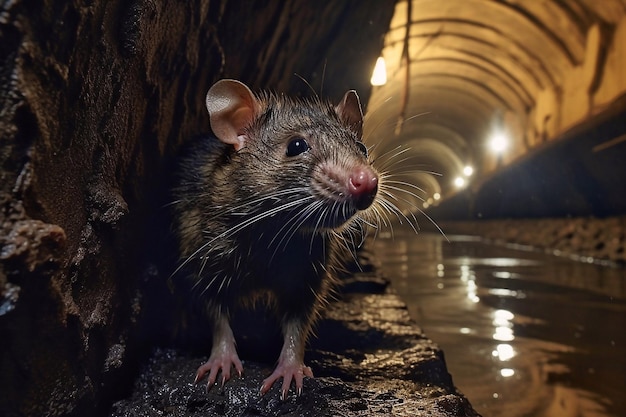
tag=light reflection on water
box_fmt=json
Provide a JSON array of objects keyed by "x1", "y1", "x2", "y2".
[{"x1": 371, "y1": 228, "x2": 626, "y2": 417}]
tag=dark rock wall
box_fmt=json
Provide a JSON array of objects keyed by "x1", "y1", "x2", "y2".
[{"x1": 0, "y1": 1, "x2": 395, "y2": 416}]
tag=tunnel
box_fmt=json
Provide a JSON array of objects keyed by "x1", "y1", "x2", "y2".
[
  {"x1": 1, "y1": 1, "x2": 625, "y2": 417},
  {"x1": 366, "y1": 0, "x2": 626, "y2": 220}
]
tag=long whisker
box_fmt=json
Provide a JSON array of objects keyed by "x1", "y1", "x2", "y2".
[
  {"x1": 333, "y1": 228, "x2": 362, "y2": 271},
  {"x1": 371, "y1": 146, "x2": 412, "y2": 170},
  {"x1": 381, "y1": 182, "x2": 426, "y2": 202},
  {"x1": 376, "y1": 194, "x2": 420, "y2": 235},
  {"x1": 382, "y1": 178, "x2": 430, "y2": 195},
  {"x1": 379, "y1": 182, "x2": 447, "y2": 241},
  {"x1": 423, "y1": 209, "x2": 447, "y2": 241},
  {"x1": 222, "y1": 188, "x2": 310, "y2": 214},
  {"x1": 367, "y1": 203, "x2": 393, "y2": 240},
  {"x1": 172, "y1": 195, "x2": 314, "y2": 278},
  {"x1": 375, "y1": 150, "x2": 436, "y2": 175},
  {"x1": 309, "y1": 204, "x2": 331, "y2": 255},
  {"x1": 383, "y1": 168, "x2": 443, "y2": 178},
  {"x1": 271, "y1": 200, "x2": 326, "y2": 260},
  {"x1": 363, "y1": 108, "x2": 429, "y2": 143}
]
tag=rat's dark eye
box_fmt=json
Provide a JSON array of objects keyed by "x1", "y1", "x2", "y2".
[
  {"x1": 286, "y1": 137, "x2": 310, "y2": 157},
  {"x1": 356, "y1": 141, "x2": 368, "y2": 157}
]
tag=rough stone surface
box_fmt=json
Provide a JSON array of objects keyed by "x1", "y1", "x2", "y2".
[
  {"x1": 108, "y1": 258, "x2": 479, "y2": 417},
  {"x1": 439, "y1": 216, "x2": 626, "y2": 265},
  {"x1": 0, "y1": 1, "x2": 395, "y2": 416}
]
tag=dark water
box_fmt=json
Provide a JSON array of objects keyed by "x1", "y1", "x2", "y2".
[{"x1": 371, "y1": 229, "x2": 626, "y2": 417}]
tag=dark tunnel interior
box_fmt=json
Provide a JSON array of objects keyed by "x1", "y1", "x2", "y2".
[{"x1": 1, "y1": 1, "x2": 625, "y2": 417}]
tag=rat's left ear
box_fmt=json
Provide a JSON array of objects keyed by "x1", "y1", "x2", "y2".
[{"x1": 335, "y1": 90, "x2": 363, "y2": 139}]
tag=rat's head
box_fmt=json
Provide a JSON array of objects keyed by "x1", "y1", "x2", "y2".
[{"x1": 205, "y1": 79, "x2": 379, "y2": 231}]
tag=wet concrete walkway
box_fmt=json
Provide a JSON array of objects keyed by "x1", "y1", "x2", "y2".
[
  {"x1": 371, "y1": 228, "x2": 626, "y2": 417},
  {"x1": 108, "y1": 245, "x2": 480, "y2": 417}
]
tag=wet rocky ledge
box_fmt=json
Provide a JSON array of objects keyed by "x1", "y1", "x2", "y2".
[
  {"x1": 439, "y1": 216, "x2": 626, "y2": 265},
  {"x1": 108, "y1": 253, "x2": 480, "y2": 417}
]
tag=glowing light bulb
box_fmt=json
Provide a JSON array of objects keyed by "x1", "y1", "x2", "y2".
[
  {"x1": 489, "y1": 132, "x2": 509, "y2": 154},
  {"x1": 370, "y1": 57, "x2": 387, "y2": 86}
]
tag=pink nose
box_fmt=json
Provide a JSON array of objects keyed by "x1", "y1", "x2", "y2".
[{"x1": 348, "y1": 168, "x2": 378, "y2": 210}]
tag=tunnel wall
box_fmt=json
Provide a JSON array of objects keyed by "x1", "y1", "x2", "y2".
[
  {"x1": 531, "y1": 17, "x2": 626, "y2": 148},
  {"x1": 0, "y1": 1, "x2": 395, "y2": 416}
]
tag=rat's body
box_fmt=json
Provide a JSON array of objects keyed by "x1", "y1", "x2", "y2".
[{"x1": 172, "y1": 79, "x2": 378, "y2": 399}]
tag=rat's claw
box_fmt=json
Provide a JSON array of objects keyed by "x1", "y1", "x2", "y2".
[
  {"x1": 260, "y1": 362, "x2": 313, "y2": 400},
  {"x1": 206, "y1": 367, "x2": 219, "y2": 392},
  {"x1": 194, "y1": 365, "x2": 211, "y2": 386},
  {"x1": 194, "y1": 353, "x2": 243, "y2": 393},
  {"x1": 234, "y1": 357, "x2": 244, "y2": 377},
  {"x1": 280, "y1": 375, "x2": 293, "y2": 401},
  {"x1": 259, "y1": 378, "x2": 274, "y2": 396}
]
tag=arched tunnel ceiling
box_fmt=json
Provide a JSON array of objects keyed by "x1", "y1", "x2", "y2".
[{"x1": 364, "y1": 0, "x2": 626, "y2": 213}]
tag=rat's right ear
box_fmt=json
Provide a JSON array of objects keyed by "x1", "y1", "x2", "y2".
[
  {"x1": 206, "y1": 79, "x2": 260, "y2": 151},
  {"x1": 335, "y1": 90, "x2": 363, "y2": 139}
]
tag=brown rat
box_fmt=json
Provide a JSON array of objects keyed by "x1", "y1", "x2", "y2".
[{"x1": 172, "y1": 79, "x2": 379, "y2": 400}]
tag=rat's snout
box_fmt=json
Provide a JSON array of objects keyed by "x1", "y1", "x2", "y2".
[{"x1": 348, "y1": 167, "x2": 378, "y2": 210}]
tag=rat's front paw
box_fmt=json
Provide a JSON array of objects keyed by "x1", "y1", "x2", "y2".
[
  {"x1": 194, "y1": 353, "x2": 243, "y2": 392},
  {"x1": 260, "y1": 361, "x2": 313, "y2": 400}
]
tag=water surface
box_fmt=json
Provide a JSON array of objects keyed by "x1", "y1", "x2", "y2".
[{"x1": 371, "y1": 229, "x2": 626, "y2": 417}]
